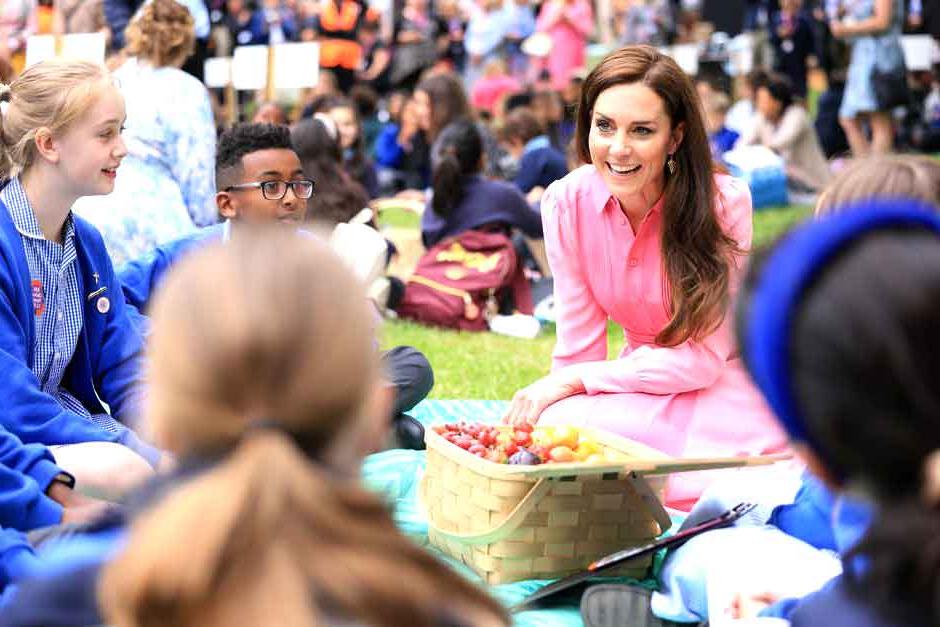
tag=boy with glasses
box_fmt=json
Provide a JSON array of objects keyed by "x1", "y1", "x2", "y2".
[{"x1": 119, "y1": 123, "x2": 433, "y2": 450}]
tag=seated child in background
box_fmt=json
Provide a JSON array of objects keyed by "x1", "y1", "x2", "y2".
[
  {"x1": 0, "y1": 60, "x2": 161, "y2": 498},
  {"x1": 498, "y1": 107, "x2": 569, "y2": 200},
  {"x1": 650, "y1": 154, "x2": 940, "y2": 624},
  {"x1": 725, "y1": 68, "x2": 768, "y2": 138},
  {"x1": 470, "y1": 58, "x2": 522, "y2": 120},
  {"x1": 119, "y1": 123, "x2": 433, "y2": 451},
  {"x1": 0, "y1": 230, "x2": 511, "y2": 627},
  {"x1": 705, "y1": 91, "x2": 739, "y2": 163}
]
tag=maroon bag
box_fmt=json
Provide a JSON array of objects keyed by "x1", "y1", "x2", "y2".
[{"x1": 397, "y1": 229, "x2": 532, "y2": 331}]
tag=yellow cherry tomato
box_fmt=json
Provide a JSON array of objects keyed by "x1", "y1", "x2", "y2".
[
  {"x1": 552, "y1": 425, "x2": 580, "y2": 449},
  {"x1": 549, "y1": 445, "x2": 576, "y2": 463}
]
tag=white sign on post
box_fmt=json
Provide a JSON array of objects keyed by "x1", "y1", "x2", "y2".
[
  {"x1": 901, "y1": 34, "x2": 938, "y2": 72},
  {"x1": 230, "y1": 42, "x2": 319, "y2": 91},
  {"x1": 25, "y1": 32, "x2": 106, "y2": 68},
  {"x1": 204, "y1": 56, "x2": 233, "y2": 89}
]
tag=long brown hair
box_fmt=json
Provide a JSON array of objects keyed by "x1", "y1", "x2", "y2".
[
  {"x1": 416, "y1": 73, "x2": 472, "y2": 141},
  {"x1": 576, "y1": 45, "x2": 739, "y2": 346},
  {"x1": 98, "y1": 229, "x2": 508, "y2": 627}
]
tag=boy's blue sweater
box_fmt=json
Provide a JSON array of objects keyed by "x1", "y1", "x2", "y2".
[
  {"x1": 0, "y1": 196, "x2": 157, "y2": 466},
  {"x1": 118, "y1": 224, "x2": 225, "y2": 314}
]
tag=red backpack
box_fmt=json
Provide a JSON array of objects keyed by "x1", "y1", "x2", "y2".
[{"x1": 397, "y1": 230, "x2": 532, "y2": 331}]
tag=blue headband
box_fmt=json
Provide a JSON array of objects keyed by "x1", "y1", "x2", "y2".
[{"x1": 744, "y1": 198, "x2": 940, "y2": 460}]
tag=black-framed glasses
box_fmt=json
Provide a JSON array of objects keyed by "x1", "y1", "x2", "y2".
[{"x1": 224, "y1": 179, "x2": 315, "y2": 200}]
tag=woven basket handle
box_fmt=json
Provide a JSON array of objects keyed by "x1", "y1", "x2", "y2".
[{"x1": 422, "y1": 477, "x2": 553, "y2": 546}]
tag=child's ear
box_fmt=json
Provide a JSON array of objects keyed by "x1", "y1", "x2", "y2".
[
  {"x1": 33, "y1": 128, "x2": 59, "y2": 165},
  {"x1": 217, "y1": 191, "x2": 236, "y2": 220}
]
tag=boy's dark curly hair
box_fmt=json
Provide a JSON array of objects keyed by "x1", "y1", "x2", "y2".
[{"x1": 216, "y1": 123, "x2": 293, "y2": 190}]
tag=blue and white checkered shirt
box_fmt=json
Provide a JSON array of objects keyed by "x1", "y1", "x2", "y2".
[{"x1": 1, "y1": 178, "x2": 121, "y2": 434}]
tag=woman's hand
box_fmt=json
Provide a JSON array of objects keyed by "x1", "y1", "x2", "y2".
[
  {"x1": 729, "y1": 590, "x2": 782, "y2": 620},
  {"x1": 828, "y1": 20, "x2": 847, "y2": 37},
  {"x1": 503, "y1": 368, "x2": 584, "y2": 427}
]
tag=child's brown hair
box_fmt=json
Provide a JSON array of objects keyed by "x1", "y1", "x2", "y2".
[{"x1": 98, "y1": 229, "x2": 509, "y2": 627}]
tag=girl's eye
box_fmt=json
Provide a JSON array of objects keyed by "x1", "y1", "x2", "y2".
[
  {"x1": 634, "y1": 127, "x2": 653, "y2": 136},
  {"x1": 595, "y1": 119, "x2": 612, "y2": 132}
]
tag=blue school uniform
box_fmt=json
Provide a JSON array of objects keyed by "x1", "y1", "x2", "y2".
[
  {"x1": 119, "y1": 223, "x2": 227, "y2": 314},
  {"x1": 0, "y1": 428, "x2": 67, "y2": 532},
  {"x1": 421, "y1": 175, "x2": 542, "y2": 248},
  {"x1": 0, "y1": 181, "x2": 157, "y2": 466}
]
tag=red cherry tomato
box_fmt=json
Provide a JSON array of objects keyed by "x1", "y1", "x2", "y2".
[
  {"x1": 455, "y1": 436, "x2": 474, "y2": 450},
  {"x1": 505, "y1": 442, "x2": 519, "y2": 456},
  {"x1": 513, "y1": 430, "x2": 532, "y2": 446}
]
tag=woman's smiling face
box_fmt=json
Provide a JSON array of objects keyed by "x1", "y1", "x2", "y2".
[{"x1": 588, "y1": 82, "x2": 682, "y2": 209}]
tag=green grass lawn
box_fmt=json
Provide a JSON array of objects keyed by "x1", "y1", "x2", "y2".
[{"x1": 379, "y1": 204, "x2": 812, "y2": 400}]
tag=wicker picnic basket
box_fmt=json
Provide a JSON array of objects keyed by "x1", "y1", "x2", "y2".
[{"x1": 421, "y1": 426, "x2": 784, "y2": 584}]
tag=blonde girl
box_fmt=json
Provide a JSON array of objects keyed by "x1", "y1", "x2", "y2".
[
  {"x1": 0, "y1": 59, "x2": 158, "y2": 499},
  {"x1": 81, "y1": 230, "x2": 505, "y2": 626}
]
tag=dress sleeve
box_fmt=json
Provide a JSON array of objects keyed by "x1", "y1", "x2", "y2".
[
  {"x1": 571, "y1": 177, "x2": 753, "y2": 395},
  {"x1": 168, "y1": 77, "x2": 218, "y2": 228},
  {"x1": 542, "y1": 182, "x2": 608, "y2": 370},
  {"x1": 767, "y1": 106, "x2": 808, "y2": 153}
]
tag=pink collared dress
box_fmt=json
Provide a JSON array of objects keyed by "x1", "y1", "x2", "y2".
[{"x1": 537, "y1": 165, "x2": 788, "y2": 511}]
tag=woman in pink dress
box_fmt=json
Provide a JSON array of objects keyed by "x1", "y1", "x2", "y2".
[
  {"x1": 534, "y1": 0, "x2": 593, "y2": 90},
  {"x1": 504, "y1": 46, "x2": 788, "y2": 510}
]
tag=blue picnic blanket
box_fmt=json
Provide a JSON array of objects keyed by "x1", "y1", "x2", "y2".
[{"x1": 362, "y1": 400, "x2": 663, "y2": 627}]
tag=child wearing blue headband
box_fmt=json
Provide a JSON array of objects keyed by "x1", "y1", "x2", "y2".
[{"x1": 652, "y1": 198, "x2": 940, "y2": 626}]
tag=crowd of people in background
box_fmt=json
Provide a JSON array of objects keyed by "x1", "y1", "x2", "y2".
[
  {"x1": 3, "y1": 0, "x2": 938, "y2": 207},
  {"x1": 0, "y1": 0, "x2": 940, "y2": 625}
]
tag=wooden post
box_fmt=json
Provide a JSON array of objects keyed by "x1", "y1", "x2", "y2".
[
  {"x1": 52, "y1": 0, "x2": 64, "y2": 56},
  {"x1": 225, "y1": 81, "x2": 238, "y2": 126},
  {"x1": 264, "y1": 44, "x2": 276, "y2": 102}
]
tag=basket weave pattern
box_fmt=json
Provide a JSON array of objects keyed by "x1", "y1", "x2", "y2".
[{"x1": 422, "y1": 432, "x2": 669, "y2": 584}]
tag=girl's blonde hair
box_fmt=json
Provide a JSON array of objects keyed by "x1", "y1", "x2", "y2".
[
  {"x1": 816, "y1": 155, "x2": 940, "y2": 216},
  {"x1": 124, "y1": 0, "x2": 195, "y2": 69},
  {"x1": 0, "y1": 59, "x2": 111, "y2": 179},
  {"x1": 98, "y1": 228, "x2": 509, "y2": 627}
]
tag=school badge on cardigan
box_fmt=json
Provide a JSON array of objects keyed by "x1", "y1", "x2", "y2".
[
  {"x1": 96, "y1": 297, "x2": 110, "y2": 314},
  {"x1": 31, "y1": 279, "x2": 44, "y2": 316}
]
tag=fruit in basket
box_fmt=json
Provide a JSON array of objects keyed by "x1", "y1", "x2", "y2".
[
  {"x1": 551, "y1": 425, "x2": 580, "y2": 449},
  {"x1": 434, "y1": 422, "x2": 616, "y2": 466},
  {"x1": 507, "y1": 449, "x2": 541, "y2": 465},
  {"x1": 549, "y1": 445, "x2": 576, "y2": 463}
]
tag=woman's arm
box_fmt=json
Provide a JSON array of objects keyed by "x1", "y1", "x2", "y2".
[
  {"x1": 767, "y1": 106, "x2": 809, "y2": 153},
  {"x1": 830, "y1": 0, "x2": 892, "y2": 37},
  {"x1": 561, "y1": 0, "x2": 594, "y2": 38},
  {"x1": 542, "y1": 182, "x2": 608, "y2": 368}
]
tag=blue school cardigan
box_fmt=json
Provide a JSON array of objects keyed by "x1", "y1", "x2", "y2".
[
  {"x1": 0, "y1": 427, "x2": 65, "y2": 531},
  {"x1": 119, "y1": 223, "x2": 226, "y2": 313},
  {"x1": 0, "y1": 195, "x2": 157, "y2": 466}
]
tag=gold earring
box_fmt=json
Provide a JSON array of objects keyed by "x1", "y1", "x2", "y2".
[{"x1": 667, "y1": 154, "x2": 677, "y2": 175}]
